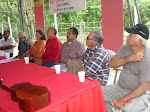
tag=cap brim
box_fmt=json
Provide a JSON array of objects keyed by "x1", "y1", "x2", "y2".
[{"x1": 125, "y1": 27, "x2": 136, "y2": 34}]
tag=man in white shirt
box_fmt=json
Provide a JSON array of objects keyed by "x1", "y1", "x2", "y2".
[{"x1": 0, "y1": 30, "x2": 16, "y2": 57}]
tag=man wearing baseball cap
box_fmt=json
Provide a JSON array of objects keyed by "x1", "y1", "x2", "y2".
[
  {"x1": 17, "y1": 32, "x2": 33, "y2": 59},
  {"x1": 102, "y1": 24, "x2": 150, "y2": 111}
]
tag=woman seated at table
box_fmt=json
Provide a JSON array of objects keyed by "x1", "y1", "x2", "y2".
[{"x1": 25, "y1": 29, "x2": 46, "y2": 63}]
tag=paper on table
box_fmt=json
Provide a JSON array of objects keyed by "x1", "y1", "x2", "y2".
[{"x1": 0, "y1": 57, "x2": 19, "y2": 64}]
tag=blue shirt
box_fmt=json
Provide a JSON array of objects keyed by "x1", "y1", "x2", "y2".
[
  {"x1": 18, "y1": 38, "x2": 33, "y2": 55},
  {"x1": 82, "y1": 45, "x2": 110, "y2": 85}
]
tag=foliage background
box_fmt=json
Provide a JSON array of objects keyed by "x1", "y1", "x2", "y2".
[{"x1": 0, "y1": 0, "x2": 150, "y2": 42}]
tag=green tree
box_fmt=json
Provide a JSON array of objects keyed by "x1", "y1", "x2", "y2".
[
  {"x1": 0, "y1": 0, "x2": 149, "y2": 41},
  {"x1": 138, "y1": 0, "x2": 150, "y2": 24},
  {"x1": 0, "y1": 0, "x2": 19, "y2": 40},
  {"x1": 124, "y1": 0, "x2": 150, "y2": 27}
]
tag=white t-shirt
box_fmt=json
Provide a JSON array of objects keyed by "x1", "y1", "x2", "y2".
[{"x1": 0, "y1": 36, "x2": 16, "y2": 54}]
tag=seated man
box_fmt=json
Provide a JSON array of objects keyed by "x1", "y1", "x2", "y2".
[
  {"x1": 59, "y1": 27, "x2": 85, "y2": 71},
  {"x1": 16, "y1": 32, "x2": 33, "y2": 59},
  {"x1": 35, "y1": 27, "x2": 62, "y2": 67},
  {"x1": 67, "y1": 31, "x2": 110, "y2": 86},
  {"x1": 102, "y1": 24, "x2": 150, "y2": 112},
  {"x1": 0, "y1": 30, "x2": 16, "y2": 57}
]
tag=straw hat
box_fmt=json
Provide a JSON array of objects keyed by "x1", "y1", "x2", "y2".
[{"x1": 18, "y1": 32, "x2": 26, "y2": 38}]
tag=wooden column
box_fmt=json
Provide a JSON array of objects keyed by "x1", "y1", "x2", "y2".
[
  {"x1": 34, "y1": 0, "x2": 45, "y2": 31},
  {"x1": 101, "y1": 0, "x2": 124, "y2": 52}
]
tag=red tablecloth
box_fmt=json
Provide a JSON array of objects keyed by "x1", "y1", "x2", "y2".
[
  {"x1": 0, "y1": 60, "x2": 107, "y2": 112},
  {"x1": 0, "y1": 56, "x2": 6, "y2": 60}
]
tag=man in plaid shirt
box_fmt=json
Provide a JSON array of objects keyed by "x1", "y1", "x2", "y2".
[
  {"x1": 67, "y1": 31, "x2": 110, "y2": 86},
  {"x1": 82, "y1": 31, "x2": 110, "y2": 86}
]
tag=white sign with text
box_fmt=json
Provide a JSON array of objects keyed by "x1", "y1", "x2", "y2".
[{"x1": 49, "y1": 0, "x2": 86, "y2": 15}]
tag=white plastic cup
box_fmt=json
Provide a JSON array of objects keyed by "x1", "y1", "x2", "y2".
[
  {"x1": 78, "y1": 71, "x2": 85, "y2": 82},
  {"x1": 0, "y1": 51, "x2": 4, "y2": 56},
  {"x1": 4, "y1": 53, "x2": 10, "y2": 59},
  {"x1": 55, "y1": 65, "x2": 61, "y2": 74},
  {"x1": 24, "y1": 57, "x2": 29, "y2": 64}
]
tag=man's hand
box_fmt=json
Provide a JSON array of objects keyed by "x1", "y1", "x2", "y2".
[
  {"x1": 66, "y1": 59, "x2": 83, "y2": 68},
  {"x1": 0, "y1": 46, "x2": 3, "y2": 50},
  {"x1": 35, "y1": 59, "x2": 43, "y2": 65},
  {"x1": 21, "y1": 54, "x2": 27, "y2": 60},
  {"x1": 76, "y1": 59, "x2": 84, "y2": 64},
  {"x1": 15, "y1": 55, "x2": 21, "y2": 60},
  {"x1": 112, "y1": 99, "x2": 125, "y2": 110},
  {"x1": 80, "y1": 69, "x2": 87, "y2": 75},
  {"x1": 129, "y1": 52, "x2": 144, "y2": 62},
  {"x1": 27, "y1": 40, "x2": 33, "y2": 46},
  {"x1": 110, "y1": 52, "x2": 144, "y2": 68},
  {"x1": 0, "y1": 46, "x2": 5, "y2": 50},
  {"x1": 66, "y1": 60, "x2": 71, "y2": 68}
]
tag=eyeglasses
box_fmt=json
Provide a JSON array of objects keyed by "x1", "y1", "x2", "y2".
[{"x1": 86, "y1": 36, "x2": 93, "y2": 40}]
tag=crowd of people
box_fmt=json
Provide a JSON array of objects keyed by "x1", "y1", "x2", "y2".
[{"x1": 0, "y1": 23, "x2": 149, "y2": 112}]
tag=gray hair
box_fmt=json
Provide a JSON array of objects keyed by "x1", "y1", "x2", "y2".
[
  {"x1": 136, "y1": 34, "x2": 147, "y2": 46},
  {"x1": 51, "y1": 27, "x2": 57, "y2": 35},
  {"x1": 91, "y1": 30, "x2": 104, "y2": 45}
]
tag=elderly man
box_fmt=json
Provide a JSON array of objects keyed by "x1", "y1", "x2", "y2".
[
  {"x1": 59, "y1": 27, "x2": 85, "y2": 71},
  {"x1": 17, "y1": 32, "x2": 33, "y2": 59},
  {"x1": 35, "y1": 27, "x2": 62, "y2": 67},
  {"x1": 0, "y1": 30, "x2": 16, "y2": 57},
  {"x1": 102, "y1": 24, "x2": 150, "y2": 112},
  {"x1": 68, "y1": 31, "x2": 110, "y2": 86}
]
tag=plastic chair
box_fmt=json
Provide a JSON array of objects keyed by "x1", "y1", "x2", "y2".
[
  {"x1": 113, "y1": 66, "x2": 123, "y2": 84},
  {"x1": 107, "y1": 50, "x2": 123, "y2": 84}
]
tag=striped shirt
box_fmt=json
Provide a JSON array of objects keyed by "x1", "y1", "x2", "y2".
[
  {"x1": 18, "y1": 38, "x2": 33, "y2": 55},
  {"x1": 60, "y1": 39, "x2": 85, "y2": 64},
  {"x1": 82, "y1": 45, "x2": 110, "y2": 85}
]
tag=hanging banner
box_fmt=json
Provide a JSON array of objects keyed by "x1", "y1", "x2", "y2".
[
  {"x1": 34, "y1": 0, "x2": 43, "y2": 6},
  {"x1": 49, "y1": 0, "x2": 86, "y2": 15}
]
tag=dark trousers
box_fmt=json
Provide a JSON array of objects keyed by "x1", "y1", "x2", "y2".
[
  {"x1": 10, "y1": 53, "x2": 13, "y2": 57},
  {"x1": 42, "y1": 61, "x2": 55, "y2": 67}
]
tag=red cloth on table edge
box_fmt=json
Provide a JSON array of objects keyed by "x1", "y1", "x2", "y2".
[{"x1": 0, "y1": 60, "x2": 107, "y2": 112}]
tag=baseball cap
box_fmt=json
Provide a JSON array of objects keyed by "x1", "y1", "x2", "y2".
[
  {"x1": 125, "y1": 23, "x2": 149, "y2": 40},
  {"x1": 18, "y1": 32, "x2": 26, "y2": 38}
]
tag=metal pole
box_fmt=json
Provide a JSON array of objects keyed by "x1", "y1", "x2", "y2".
[
  {"x1": 54, "y1": 13, "x2": 59, "y2": 38},
  {"x1": 8, "y1": 17, "x2": 12, "y2": 37},
  {"x1": 134, "y1": 0, "x2": 142, "y2": 23},
  {"x1": 134, "y1": 6, "x2": 138, "y2": 24},
  {"x1": 18, "y1": 0, "x2": 25, "y2": 32},
  {"x1": 126, "y1": 0, "x2": 134, "y2": 27}
]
